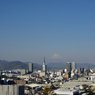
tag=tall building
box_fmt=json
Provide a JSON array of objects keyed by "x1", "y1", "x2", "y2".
[
  {"x1": 66, "y1": 62, "x2": 71, "y2": 78},
  {"x1": 72, "y1": 62, "x2": 76, "y2": 70},
  {"x1": 66, "y1": 62, "x2": 71, "y2": 72},
  {"x1": 81, "y1": 68, "x2": 84, "y2": 73},
  {"x1": 29, "y1": 63, "x2": 33, "y2": 73},
  {"x1": 79, "y1": 68, "x2": 84, "y2": 74},
  {"x1": 42, "y1": 57, "x2": 47, "y2": 73}
]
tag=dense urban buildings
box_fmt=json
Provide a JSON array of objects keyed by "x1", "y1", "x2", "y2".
[{"x1": 0, "y1": 60, "x2": 95, "y2": 95}]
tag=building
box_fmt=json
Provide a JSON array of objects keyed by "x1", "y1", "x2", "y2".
[
  {"x1": 0, "y1": 85, "x2": 24, "y2": 95},
  {"x1": 56, "y1": 71, "x2": 62, "y2": 76},
  {"x1": 78, "y1": 68, "x2": 84, "y2": 74},
  {"x1": 29, "y1": 63, "x2": 33, "y2": 73},
  {"x1": 81, "y1": 68, "x2": 84, "y2": 73},
  {"x1": 63, "y1": 72, "x2": 71, "y2": 79},
  {"x1": 20, "y1": 69, "x2": 26, "y2": 75},
  {"x1": 54, "y1": 89, "x2": 79, "y2": 95},
  {"x1": 42, "y1": 57, "x2": 47, "y2": 73},
  {"x1": 91, "y1": 76, "x2": 95, "y2": 80},
  {"x1": 13, "y1": 79, "x2": 28, "y2": 85},
  {"x1": 72, "y1": 62, "x2": 76, "y2": 70},
  {"x1": 66, "y1": 62, "x2": 71, "y2": 72},
  {"x1": 0, "y1": 71, "x2": 2, "y2": 75},
  {"x1": 17, "y1": 75, "x2": 30, "y2": 79},
  {"x1": 14, "y1": 69, "x2": 26, "y2": 75},
  {"x1": 39, "y1": 71, "x2": 46, "y2": 77}
]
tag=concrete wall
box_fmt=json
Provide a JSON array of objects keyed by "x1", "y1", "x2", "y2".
[{"x1": 0, "y1": 85, "x2": 24, "y2": 95}]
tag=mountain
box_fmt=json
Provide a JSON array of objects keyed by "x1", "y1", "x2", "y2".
[
  {"x1": 0, "y1": 60, "x2": 9, "y2": 70},
  {"x1": 0, "y1": 61, "x2": 28, "y2": 70},
  {"x1": 47, "y1": 62, "x2": 66, "y2": 70},
  {"x1": 5, "y1": 61, "x2": 28, "y2": 70},
  {"x1": 0, "y1": 60, "x2": 42, "y2": 70},
  {"x1": 76, "y1": 63, "x2": 95, "y2": 69},
  {"x1": 0, "y1": 59, "x2": 94, "y2": 70},
  {"x1": 47, "y1": 62, "x2": 95, "y2": 70},
  {"x1": 0, "y1": 60, "x2": 8, "y2": 64}
]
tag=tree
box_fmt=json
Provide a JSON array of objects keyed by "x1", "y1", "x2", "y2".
[
  {"x1": 82, "y1": 84, "x2": 95, "y2": 95},
  {"x1": 43, "y1": 85, "x2": 57, "y2": 95}
]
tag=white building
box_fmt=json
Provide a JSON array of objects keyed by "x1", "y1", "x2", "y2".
[
  {"x1": 54, "y1": 89, "x2": 79, "y2": 95},
  {"x1": 91, "y1": 76, "x2": 95, "y2": 80},
  {"x1": 50, "y1": 73, "x2": 53, "y2": 77},
  {"x1": 56, "y1": 71, "x2": 62, "y2": 76}
]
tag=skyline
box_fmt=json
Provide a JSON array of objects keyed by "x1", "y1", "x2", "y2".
[{"x1": 0, "y1": 0, "x2": 95, "y2": 64}]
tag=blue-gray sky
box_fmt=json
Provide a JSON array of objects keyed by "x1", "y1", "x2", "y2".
[{"x1": 0, "y1": 0, "x2": 95, "y2": 64}]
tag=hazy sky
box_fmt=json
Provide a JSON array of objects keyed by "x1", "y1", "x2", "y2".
[{"x1": 0, "y1": 0, "x2": 95, "y2": 64}]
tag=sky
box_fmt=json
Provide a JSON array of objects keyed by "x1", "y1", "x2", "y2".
[{"x1": 0, "y1": 0, "x2": 95, "y2": 64}]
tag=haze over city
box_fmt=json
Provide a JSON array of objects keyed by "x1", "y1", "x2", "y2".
[{"x1": 0, "y1": 0, "x2": 95, "y2": 64}]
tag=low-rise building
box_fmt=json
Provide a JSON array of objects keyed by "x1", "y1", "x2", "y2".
[
  {"x1": 13, "y1": 79, "x2": 28, "y2": 85},
  {"x1": 39, "y1": 71, "x2": 45, "y2": 77}
]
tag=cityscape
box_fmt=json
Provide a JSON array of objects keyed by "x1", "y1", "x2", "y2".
[
  {"x1": 0, "y1": 58, "x2": 95, "y2": 95},
  {"x1": 0, "y1": 0, "x2": 95, "y2": 95}
]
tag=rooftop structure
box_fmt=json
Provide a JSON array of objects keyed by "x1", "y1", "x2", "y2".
[
  {"x1": 25, "y1": 83, "x2": 46, "y2": 89},
  {"x1": 54, "y1": 88, "x2": 79, "y2": 95}
]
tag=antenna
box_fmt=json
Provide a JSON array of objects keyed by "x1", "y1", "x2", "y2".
[
  {"x1": 43, "y1": 57, "x2": 45, "y2": 65},
  {"x1": 44, "y1": 57, "x2": 45, "y2": 63}
]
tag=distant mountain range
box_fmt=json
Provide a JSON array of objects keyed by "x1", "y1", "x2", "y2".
[
  {"x1": 47, "y1": 62, "x2": 66, "y2": 70},
  {"x1": 47, "y1": 62, "x2": 95, "y2": 70},
  {"x1": 0, "y1": 60, "x2": 94, "y2": 70},
  {"x1": 0, "y1": 60, "x2": 42, "y2": 70},
  {"x1": 0, "y1": 60, "x2": 28, "y2": 70}
]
